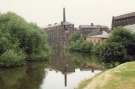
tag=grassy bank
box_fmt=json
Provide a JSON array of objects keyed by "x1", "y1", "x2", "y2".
[{"x1": 77, "y1": 62, "x2": 135, "y2": 89}]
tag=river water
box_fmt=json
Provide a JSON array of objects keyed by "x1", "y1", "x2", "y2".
[{"x1": 0, "y1": 49, "x2": 103, "y2": 89}]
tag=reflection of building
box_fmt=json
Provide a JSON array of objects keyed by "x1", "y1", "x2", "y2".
[
  {"x1": 49, "y1": 47, "x2": 75, "y2": 87},
  {"x1": 79, "y1": 23, "x2": 109, "y2": 38},
  {"x1": 86, "y1": 32, "x2": 109, "y2": 45},
  {"x1": 49, "y1": 46, "x2": 75, "y2": 73},
  {"x1": 112, "y1": 12, "x2": 135, "y2": 31}
]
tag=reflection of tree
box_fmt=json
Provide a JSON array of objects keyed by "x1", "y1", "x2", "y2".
[
  {"x1": 17, "y1": 63, "x2": 47, "y2": 89},
  {"x1": 0, "y1": 62, "x2": 46, "y2": 89},
  {"x1": 65, "y1": 52, "x2": 104, "y2": 70},
  {"x1": 0, "y1": 68, "x2": 25, "y2": 89},
  {"x1": 49, "y1": 46, "x2": 104, "y2": 87},
  {"x1": 49, "y1": 45, "x2": 104, "y2": 73}
]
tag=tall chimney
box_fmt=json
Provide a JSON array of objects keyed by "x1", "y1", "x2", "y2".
[{"x1": 63, "y1": 8, "x2": 66, "y2": 22}]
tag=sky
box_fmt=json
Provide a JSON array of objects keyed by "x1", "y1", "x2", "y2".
[{"x1": 0, "y1": 0, "x2": 135, "y2": 28}]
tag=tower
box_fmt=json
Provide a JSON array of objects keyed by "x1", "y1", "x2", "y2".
[
  {"x1": 63, "y1": 8, "x2": 66, "y2": 22},
  {"x1": 111, "y1": 16, "x2": 115, "y2": 30}
]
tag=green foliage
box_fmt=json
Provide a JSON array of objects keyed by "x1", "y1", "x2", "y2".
[
  {"x1": 99, "y1": 42, "x2": 127, "y2": 63},
  {"x1": 0, "y1": 12, "x2": 50, "y2": 66},
  {"x1": 0, "y1": 49, "x2": 25, "y2": 67},
  {"x1": 69, "y1": 32, "x2": 82, "y2": 42},
  {"x1": 107, "y1": 27, "x2": 135, "y2": 56},
  {"x1": 80, "y1": 41, "x2": 93, "y2": 52},
  {"x1": 95, "y1": 27, "x2": 135, "y2": 63},
  {"x1": 68, "y1": 32, "x2": 93, "y2": 53}
]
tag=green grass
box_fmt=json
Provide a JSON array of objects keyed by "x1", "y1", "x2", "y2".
[
  {"x1": 77, "y1": 62, "x2": 135, "y2": 89},
  {"x1": 75, "y1": 72, "x2": 103, "y2": 89}
]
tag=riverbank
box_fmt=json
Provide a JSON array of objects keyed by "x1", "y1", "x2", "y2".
[{"x1": 76, "y1": 61, "x2": 135, "y2": 89}]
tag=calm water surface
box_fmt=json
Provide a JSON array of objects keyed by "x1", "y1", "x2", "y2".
[
  {"x1": 40, "y1": 68, "x2": 100, "y2": 89},
  {"x1": 0, "y1": 49, "x2": 103, "y2": 89}
]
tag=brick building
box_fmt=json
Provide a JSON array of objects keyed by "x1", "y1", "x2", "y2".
[
  {"x1": 86, "y1": 32, "x2": 109, "y2": 45},
  {"x1": 44, "y1": 8, "x2": 75, "y2": 46},
  {"x1": 112, "y1": 12, "x2": 135, "y2": 31},
  {"x1": 79, "y1": 23, "x2": 109, "y2": 38},
  {"x1": 44, "y1": 8, "x2": 110, "y2": 46}
]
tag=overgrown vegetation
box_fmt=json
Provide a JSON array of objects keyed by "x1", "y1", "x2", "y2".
[
  {"x1": 68, "y1": 27, "x2": 135, "y2": 64},
  {"x1": 95, "y1": 27, "x2": 135, "y2": 63},
  {"x1": 0, "y1": 12, "x2": 50, "y2": 67},
  {"x1": 68, "y1": 32, "x2": 93, "y2": 53}
]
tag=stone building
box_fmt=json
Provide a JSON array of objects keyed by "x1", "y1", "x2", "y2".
[
  {"x1": 86, "y1": 32, "x2": 109, "y2": 45},
  {"x1": 79, "y1": 23, "x2": 110, "y2": 38},
  {"x1": 44, "y1": 8, "x2": 75, "y2": 46},
  {"x1": 44, "y1": 8, "x2": 110, "y2": 47},
  {"x1": 112, "y1": 12, "x2": 135, "y2": 31}
]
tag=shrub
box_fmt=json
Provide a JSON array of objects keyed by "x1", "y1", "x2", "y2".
[
  {"x1": 0, "y1": 49, "x2": 25, "y2": 67},
  {"x1": 107, "y1": 27, "x2": 135, "y2": 56},
  {"x1": 68, "y1": 32, "x2": 93, "y2": 53},
  {"x1": 95, "y1": 27, "x2": 135, "y2": 63},
  {"x1": 100, "y1": 42, "x2": 127, "y2": 63}
]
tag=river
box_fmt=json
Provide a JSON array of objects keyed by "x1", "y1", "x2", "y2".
[{"x1": 0, "y1": 48, "x2": 103, "y2": 89}]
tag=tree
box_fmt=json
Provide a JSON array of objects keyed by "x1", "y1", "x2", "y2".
[
  {"x1": 96, "y1": 27, "x2": 135, "y2": 63},
  {"x1": 100, "y1": 42, "x2": 127, "y2": 63},
  {"x1": 107, "y1": 27, "x2": 135, "y2": 57},
  {"x1": 0, "y1": 12, "x2": 50, "y2": 66},
  {"x1": 68, "y1": 32, "x2": 93, "y2": 53}
]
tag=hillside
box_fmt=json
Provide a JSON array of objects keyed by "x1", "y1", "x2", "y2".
[{"x1": 77, "y1": 62, "x2": 135, "y2": 89}]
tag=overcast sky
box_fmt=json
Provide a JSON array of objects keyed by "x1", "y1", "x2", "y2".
[{"x1": 0, "y1": 0, "x2": 135, "y2": 27}]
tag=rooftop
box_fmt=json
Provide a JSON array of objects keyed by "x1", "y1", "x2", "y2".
[
  {"x1": 62, "y1": 21, "x2": 73, "y2": 25},
  {"x1": 89, "y1": 34, "x2": 109, "y2": 38},
  {"x1": 114, "y1": 12, "x2": 135, "y2": 20},
  {"x1": 79, "y1": 25, "x2": 108, "y2": 29},
  {"x1": 88, "y1": 31, "x2": 109, "y2": 38}
]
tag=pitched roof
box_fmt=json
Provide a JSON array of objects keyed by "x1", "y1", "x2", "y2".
[
  {"x1": 88, "y1": 31, "x2": 109, "y2": 38},
  {"x1": 89, "y1": 34, "x2": 109, "y2": 38}
]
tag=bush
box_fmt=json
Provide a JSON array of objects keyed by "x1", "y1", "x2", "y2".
[
  {"x1": 0, "y1": 49, "x2": 25, "y2": 67},
  {"x1": 80, "y1": 41, "x2": 93, "y2": 52},
  {"x1": 68, "y1": 32, "x2": 93, "y2": 53},
  {"x1": 95, "y1": 27, "x2": 135, "y2": 63},
  {"x1": 107, "y1": 27, "x2": 135, "y2": 56},
  {"x1": 99, "y1": 42, "x2": 127, "y2": 63}
]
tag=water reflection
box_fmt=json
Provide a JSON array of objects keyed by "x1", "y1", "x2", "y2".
[
  {"x1": 49, "y1": 46, "x2": 103, "y2": 73},
  {"x1": 0, "y1": 47, "x2": 103, "y2": 89},
  {"x1": 0, "y1": 62, "x2": 46, "y2": 89},
  {"x1": 46, "y1": 47, "x2": 103, "y2": 88},
  {"x1": 41, "y1": 68, "x2": 100, "y2": 89}
]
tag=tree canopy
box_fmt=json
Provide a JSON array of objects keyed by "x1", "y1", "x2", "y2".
[
  {"x1": 0, "y1": 12, "x2": 50, "y2": 66},
  {"x1": 96, "y1": 27, "x2": 135, "y2": 63}
]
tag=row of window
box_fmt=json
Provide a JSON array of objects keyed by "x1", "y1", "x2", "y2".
[{"x1": 113, "y1": 17, "x2": 135, "y2": 27}]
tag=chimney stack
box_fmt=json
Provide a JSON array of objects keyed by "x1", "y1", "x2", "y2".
[{"x1": 63, "y1": 8, "x2": 66, "y2": 22}]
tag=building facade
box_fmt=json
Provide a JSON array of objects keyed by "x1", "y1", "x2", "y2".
[
  {"x1": 44, "y1": 8, "x2": 75, "y2": 46},
  {"x1": 86, "y1": 34, "x2": 109, "y2": 45},
  {"x1": 44, "y1": 8, "x2": 110, "y2": 47},
  {"x1": 112, "y1": 12, "x2": 135, "y2": 30},
  {"x1": 45, "y1": 22, "x2": 75, "y2": 46},
  {"x1": 79, "y1": 23, "x2": 109, "y2": 38}
]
